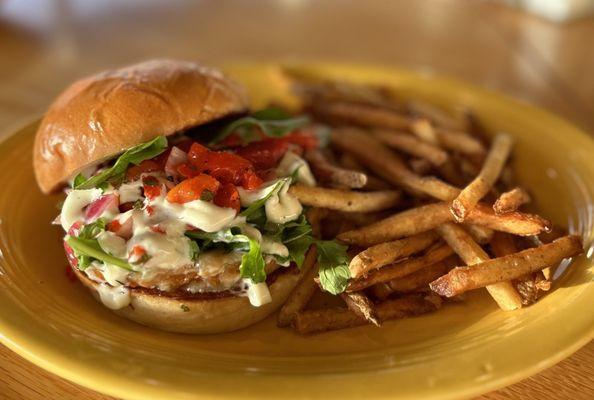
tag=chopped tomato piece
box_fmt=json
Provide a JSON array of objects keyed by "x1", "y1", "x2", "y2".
[
  {"x1": 166, "y1": 174, "x2": 221, "y2": 204},
  {"x1": 142, "y1": 176, "x2": 162, "y2": 200},
  {"x1": 150, "y1": 225, "x2": 166, "y2": 234},
  {"x1": 107, "y1": 220, "x2": 121, "y2": 232},
  {"x1": 145, "y1": 205, "x2": 155, "y2": 216},
  {"x1": 129, "y1": 245, "x2": 148, "y2": 264},
  {"x1": 177, "y1": 163, "x2": 200, "y2": 179},
  {"x1": 219, "y1": 133, "x2": 244, "y2": 147},
  {"x1": 282, "y1": 130, "x2": 319, "y2": 150},
  {"x1": 126, "y1": 160, "x2": 161, "y2": 181},
  {"x1": 188, "y1": 142, "x2": 209, "y2": 162},
  {"x1": 214, "y1": 183, "x2": 241, "y2": 212},
  {"x1": 241, "y1": 170, "x2": 263, "y2": 189},
  {"x1": 235, "y1": 138, "x2": 289, "y2": 170},
  {"x1": 191, "y1": 151, "x2": 260, "y2": 188},
  {"x1": 108, "y1": 217, "x2": 133, "y2": 239}
]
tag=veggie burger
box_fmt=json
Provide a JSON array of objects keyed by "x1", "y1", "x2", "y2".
[{"x1": 33, "y1": 60, "x2": 349, "y2": 334}]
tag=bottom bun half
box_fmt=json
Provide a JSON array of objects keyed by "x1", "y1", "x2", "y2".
[{"x1": 74, "y1": 266, "x2": 301, "y2": 334}]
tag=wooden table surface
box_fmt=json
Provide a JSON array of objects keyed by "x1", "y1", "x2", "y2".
[{"x1": 0, "y1": 0, "x2": 592, "y2": 398}]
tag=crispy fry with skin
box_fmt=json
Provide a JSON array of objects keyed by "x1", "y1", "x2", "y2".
[
  {"x1": 348, "y1": 232, "x2": 438, "y2": 278},
  {"x1": 451, "y1": 133, "x2": 514, "y2": 221},
  {"x1": 386, "y1": 261, "x2": 450, "y2": 293},
  {"x1": 293, "y1": 293, "x2": 442, "y2": 334},
  {"x1": 410, "y1": 119, "x2": 486, "y2": 155},
  {"x1": 490, "y1": 232, "x2": 550, "y2": 305},
  {"x1": 331, "y1": 128, "x2": 460, "y2": 200},
  {"x1": 314, "y1": 101, "x2": 412, "y2": 130},
  {"x1": 436, "y1": 223, "x2": 522, "y2": 310},
  {"x1": 372, "y1": 130, "x2": 449, "y2": 166},
  {"x1": 338, "y1": 210, "x2": 393, "y2": 227},
  {"x1": 338, "y1": 202, "x2": 551, "y2": 246},
  {"x1": 493, "y1": 187, "x2": 531, "y2": 214},
  {"x1": 370, "y1": 283, "x2": 394, "y2": 300},
  {"x1": 304, "y1": 149, "x2": 368, "y2": 189},
  {"x1": 340, "y1": 292, "x2": 380, "y2": 326},
  {"x1": 347, "y1": 244, "x2": 454, "y2": 292},
  {"x1": 338, "y1": 153, "x2": 393, "y2": 191},
  {"x1": 306, "y1": 207, "x2": 328, "y2": 238},
  {"x1": 288, "y1": 184, "x2": 401, "y2": 212},
  {"x1": 409, "y1": 158, "x2": 433, "y2": 175},
  {"x1": 407, "y1": 101, "x2": 467, "y2": 131},
  {"x1": 277, "y1": 247, "x2": 319, "y2": 327},
  {"x1": 430, "y1": 235, "x2": 583, "y2": 297},
  {"x1": 464, "y1": 224, "x2": 494, "y2": 244}
]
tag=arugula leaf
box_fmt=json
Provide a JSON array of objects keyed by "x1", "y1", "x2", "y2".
[
  {"x1": 189, "y1": 240, "x2": 200, "y2": 262},
  {"x1": 210, "y1": 107, "x2": 310, "y2": 145},
  {"x1": 240, "y1": 236, "x2": 267, "y2": 283},
  {"x1": 73, "y1": 174, "x2": 87, "y2": 188},
  {"x1": 74, "y1": 136, "x2": 168, "y2": 189},
  {"x1": 315, "y1": 240, "x2": 351, "y2": 295},
  {"x1": 79, "y1": 218, "x2": 106, "y2": 239},
  {"x1": 66, "y1": 236, "x2": 133, "y2": 271}
]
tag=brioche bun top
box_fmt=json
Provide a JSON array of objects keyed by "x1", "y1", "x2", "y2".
[{"x1": 33, "y1": 59, "x2": 249, "y2": 193}]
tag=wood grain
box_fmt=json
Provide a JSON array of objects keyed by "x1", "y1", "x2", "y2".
[{"x1": 0, "y1": 0, "x2": 592, "y2": 399}]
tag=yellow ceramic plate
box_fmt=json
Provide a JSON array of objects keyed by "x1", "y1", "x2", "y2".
[{"x1": 0, "y1": 63, "x2": 593, "y2": 400}]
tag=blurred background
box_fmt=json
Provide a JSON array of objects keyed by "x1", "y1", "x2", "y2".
[
  {"x1": 0, "y1": 1, "x2": 593, "y2": 399},
  {"x1": 0, "y1": 0, "x2": 593, "y2": 134}
]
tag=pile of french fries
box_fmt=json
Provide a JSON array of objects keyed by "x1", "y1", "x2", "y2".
[{"x1": 277, "y1": 75, "x2": 583, "y2": 335}]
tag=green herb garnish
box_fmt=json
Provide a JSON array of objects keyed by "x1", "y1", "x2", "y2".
[
  {"x1": 210, "y1": 107, "x2": 310, "y2": 145},
  {"x1": 73, "y1": 136, "x2": 168, "y2": 190}
]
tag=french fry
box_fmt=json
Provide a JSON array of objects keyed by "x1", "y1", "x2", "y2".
[
  {"x1": 451, "y1": 133, "x2": 514, "y2": 221},
  {"x1": 435, "y1": 223, "x2": 522, "y2": 310},
  {"x1": 306, "y1": 207, "x2": 328, "y2": 238},
  {"x1": 430, "y1": 235, "x2": 583, "y2": 297},
  {"x1": 338, "y1": 153, "x2": 393, "y2": 191},
  {"x1": 407, "y1": 100, "x2": 467, "y2": 131},
  {"x1": 338, "y1": 210, "x2": 393, "y2": 227},
  {"x1": 304, "y1": 149, "x2": 368, "y2": 189},
  {"x1": 386, "y1": 260, "x2": 450, "y2": 293},
  {"x1": 433, "y1": 128, "x2": 487, "y2": 156},
  {"x1": 372, "y1": 130, "x2": 449, "y2": 166},
  {"x1": 331, "y1": 128, "x2": 460, "y2": 200},
  {"x1": 340, "y1": 291, "x2": 380, "y2": 326},
  {"x1": 337, "y1": 202, "x2": 551, "y2": 246},
  {"x1": 493, "y1": 187, "x2": 531, "y2": 214},
  {"x1": 490, "y1": 232, "x2": 550, "y2": 305},
  {"x1": 289, "y1": 184, "x2": 401, "y2": 212},
  {"x1": 293, "y1": 293, "x2": 442, "y2": 334},
  {"x1": 410, "y1": 119, "x2": 486, "y2": 155},
  {"x1": 463, "y1": 224, "x2": 494, "y2": 244},
  {"x1": 410, "y1": 118, "x2": 439, "y2": 144},
  {"x1": 347, "y1": 244, "x2": 454, "y2": 292},
  {"x1": 277, "y1": 247, "x2": 319, "y2": 327},
  {"x1": 288, "y1": 74, "x2": 402, "y2": 111},
  {"x1": 314, "y1": 101, "x2": 412, "y2": 130},
  {"x1": 369, "y1": 283, "x2": 394, "y2": 300},
  {"x1": 348, "y1": 232, "x2": 438, "y2": 278},
  {"x1": 409, "y1": 158, "x2": 433, "y2": 175}
]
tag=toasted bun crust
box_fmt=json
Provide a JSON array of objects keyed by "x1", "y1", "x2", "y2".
[
  {"x1": 34, "y1": 59, "x2": 249, "y2": 193},
  {"x1": 74, "y1": 266, "x2": 301, "y2": 334}
]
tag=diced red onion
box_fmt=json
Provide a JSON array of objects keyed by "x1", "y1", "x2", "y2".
[
  {"x1": 85, "y1": 194, "x2": 119, "y2": 223},
  {"x1": 165, "y1": 146, "x2": 188, "y2": 179}
]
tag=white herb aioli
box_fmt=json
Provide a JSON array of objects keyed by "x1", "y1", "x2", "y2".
[
  {"x1": 62, "y1": 150, "x2": 315, "y2": 308},
  {"x1": 97, "y1": 283, "x2": 131, "y2": 310}
]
